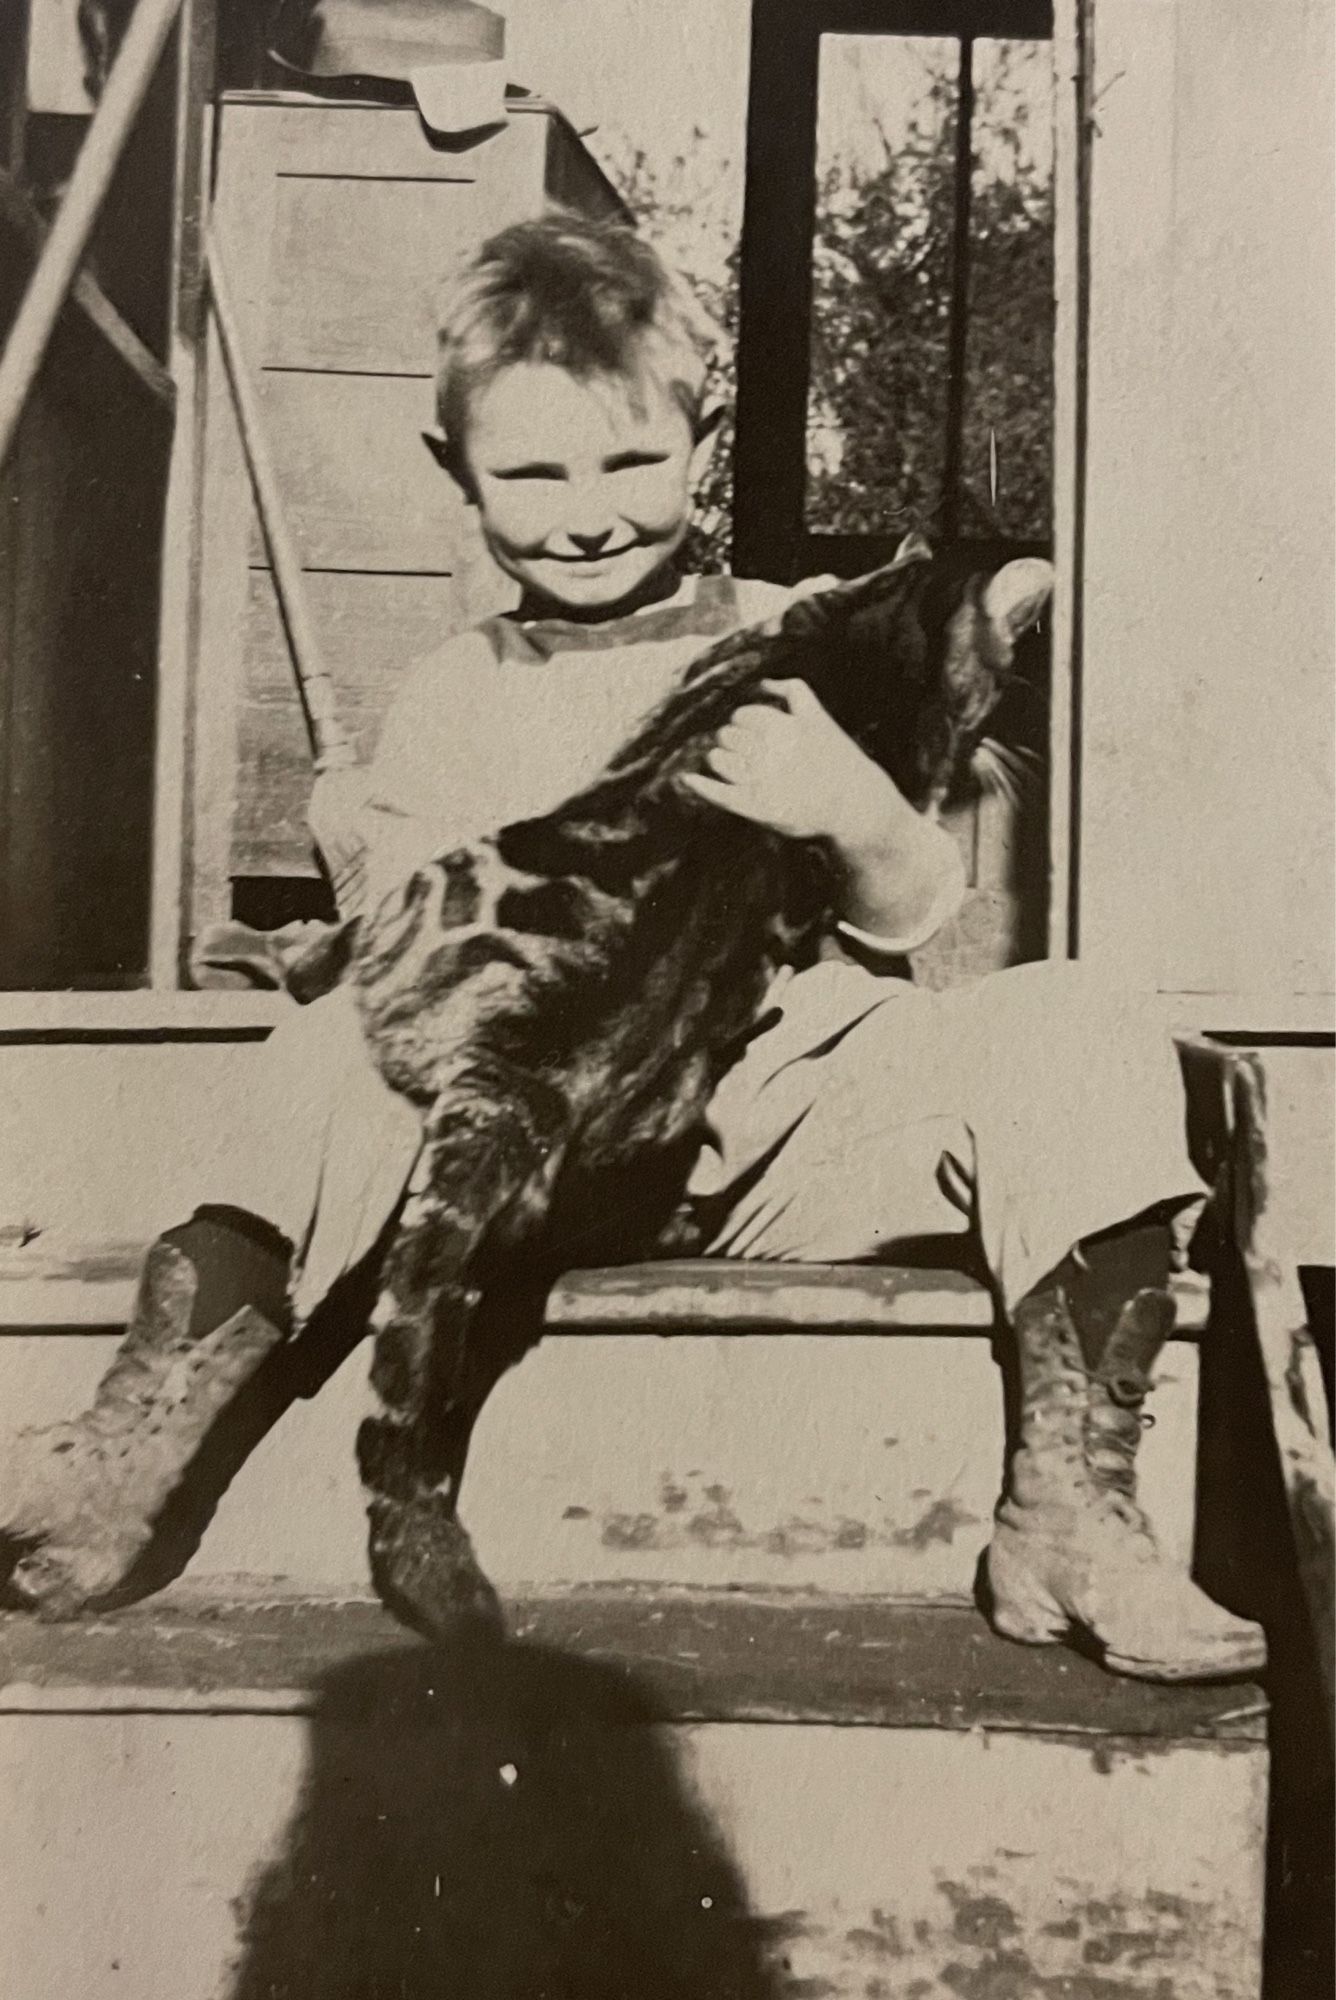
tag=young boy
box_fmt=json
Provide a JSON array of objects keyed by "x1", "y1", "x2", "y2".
[{"x1": 0, "y1": 214, "x2": 1262, "y2": 1681}]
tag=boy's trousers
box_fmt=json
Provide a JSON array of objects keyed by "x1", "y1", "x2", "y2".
[{"x1": 197, "y1": 960, "x2": 1205, "y2": 1326}]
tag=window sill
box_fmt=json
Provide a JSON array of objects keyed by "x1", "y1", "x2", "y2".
[{"x1": 0, "y1": 992, "x2": 287, "y2": 1040}]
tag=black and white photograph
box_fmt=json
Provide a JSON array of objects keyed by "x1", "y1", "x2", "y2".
[{"x1": 0, "y1": 1, "x2": 1331, "y2": 1994}]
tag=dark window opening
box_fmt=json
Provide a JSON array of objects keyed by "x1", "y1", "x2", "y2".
[{"x1": 735, "y1": 1, "x2": 1054, "y2": 582}]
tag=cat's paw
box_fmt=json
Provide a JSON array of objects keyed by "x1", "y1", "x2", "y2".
[{"x1": 367, "y1": 1494, "x2": 505, "y2": 1645}]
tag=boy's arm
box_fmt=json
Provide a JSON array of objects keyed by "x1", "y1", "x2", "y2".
[
  {"x1": 832, "y1": 799, "x2": 967, "y2": 957},
  {"x1": 733, "y1": 575, "x2": 966, "y2": 956},
  {"x1": 313, "y1": 630, "x2": 500, "y2": 921},
  {"x1": 682, "y1": 671, "x2": 967, "y2": 960}
]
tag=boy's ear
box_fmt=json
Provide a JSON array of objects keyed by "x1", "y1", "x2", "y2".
[
  {"x1": 421, "y1": 424, "x2": 477, "y2": 501},
  {"x1": 690, "y1": 399, "x2": 727, "y2": 482}
]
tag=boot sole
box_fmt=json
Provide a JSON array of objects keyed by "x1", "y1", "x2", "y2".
[
  {"x1": 1102, "y1": 1639, "x2": 1267, "y2": 1682},
  {"x1": 986, "y1": 1535, "x2": 1268, "y2": 1681}
]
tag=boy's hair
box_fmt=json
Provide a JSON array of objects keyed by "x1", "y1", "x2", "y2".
[{"x1": 434, "y1": 209, "x2": 719, "y2": 447}]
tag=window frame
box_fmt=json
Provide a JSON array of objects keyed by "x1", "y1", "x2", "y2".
[
  {"x1": 732, "y1": 0, "x2": 1056, "y2": 583},
  {"x1": 733, "y1": 0, "x2": 1077, "y2": 963}
]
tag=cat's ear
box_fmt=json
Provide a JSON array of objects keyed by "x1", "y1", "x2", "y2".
[
  {"x1": 690, "y1": 398, "x2": 728, "y2": 486},
  {"x1": 891, "y1": 530, "x2": 933, "y2": 569},
  {"x1": 982, "y1": 558, "x2": 1054, "y2": 656}
]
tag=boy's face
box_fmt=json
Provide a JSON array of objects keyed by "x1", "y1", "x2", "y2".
[{"x1": 454, "y1": 363, "x2": 715, "y2": 617}]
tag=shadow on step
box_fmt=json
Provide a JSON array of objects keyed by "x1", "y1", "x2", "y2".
[{"x1": 230, "y1": 1624, "x2": 786, "y2": 2000}]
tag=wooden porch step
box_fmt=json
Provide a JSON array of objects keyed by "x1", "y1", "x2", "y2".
[
  {"x1": 0, "y1": 1581, "x2": 1265, "y2": 1735},
  {"x1": 0, "y1": 1586, "x2": 1267, "y2": 2000},
  {"x1": 0, "y1": 1279, "x2": 1204, "y2": 1602},
  {"x1": 0, "y1": 1585, "x2": 1269, "y2": 1998},
  {"x1": 0, "y1": 1239, "x2": 1211, "y2": 1332}
]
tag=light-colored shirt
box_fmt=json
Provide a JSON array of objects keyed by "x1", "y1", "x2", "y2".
[{"x1": 350, "y1": 571, "x2": 964, "y2": 950}]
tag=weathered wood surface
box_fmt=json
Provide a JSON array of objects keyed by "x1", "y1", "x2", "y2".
[
  {"x1": 0, "y1": 1594, "x2": 1267, "y2": 2000},
  {"x1": 0, "y1": 1591, "x2": 1265, "y2": 1736},
  {"x1": 192, "y1": 98, "x2": 601, "y2": 909},
  {"x1": 548, "y1": 1257, "x2": 1207, "y2": 1332},
  {"x1": 1229, "y1": 1046, "x2": 1335, "y2": 1715},
  {"x1": 234, "y1": 568, "x2": 468, "y2": 872},
  {"x1": 0, "y1": 1323, "x2": 1200, "y2": 1599},
  {"x1": 226, "y1": 96, "x2": 484, "y2": 181},
  {"x1": 0, "y1": 171, "x2": 174, "y2": 409},
  {"x1": 263, "y1": 174, "x2": 485, "y2": 373},
  {"x1": 0, "y1": 1233, "x2": 1208, "y2": 1335},
  {"x1": 245, "y1": 372, "x2": 458, "y2": 571}
]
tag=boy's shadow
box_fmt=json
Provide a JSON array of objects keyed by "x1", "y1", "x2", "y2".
[{"x1": 230, "y1": 1622, "x2": 787, "y2": 2000}]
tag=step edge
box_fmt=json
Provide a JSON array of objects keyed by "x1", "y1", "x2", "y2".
[
  {"x1": 0, "y1": 1269, "x2": 1211, "y2": 1334},
  {"x1": 0, "y1": 1586, "x2": 1267, "y2": 1742},
  {"x1": 0, "y1": 1681, "x2": 1267, "y2": 1742}
]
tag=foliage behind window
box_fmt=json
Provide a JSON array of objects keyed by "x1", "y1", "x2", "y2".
[{"x1": 606, "y1": 37, "x2": 1053, "y2": 570}]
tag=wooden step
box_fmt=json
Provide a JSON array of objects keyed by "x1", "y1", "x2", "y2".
[
  {"x1": 0, "y1": 1586, "x2": 1267, "y2": 2000},
  {"x1": 0, "y1": 1306, "x2": 1202, "y2": 1601},
  {"x1": 0, "y1": 1237, "x2": 1211, "y2": 1332}
]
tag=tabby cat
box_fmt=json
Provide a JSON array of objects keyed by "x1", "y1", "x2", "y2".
[{"x1": 351, "y1": 538, "x2": 1052, "y2": 1638}]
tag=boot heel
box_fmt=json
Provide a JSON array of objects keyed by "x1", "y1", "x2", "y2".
[{"x1": 986, "y1": 1530, "x2": 1070, "y2": 1645}]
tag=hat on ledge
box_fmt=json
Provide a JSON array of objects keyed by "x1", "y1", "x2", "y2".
[{"x1": 269, "y1": 0, "x2": 510, "y2": 133}]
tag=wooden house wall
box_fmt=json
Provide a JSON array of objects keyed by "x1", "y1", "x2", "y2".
[
  {"x1": 191, "y1": 97, "x2": 623, "y2": 935},
  {"x1": 1078, "y1": 0, "x2": 1334, "y2": 1002}
]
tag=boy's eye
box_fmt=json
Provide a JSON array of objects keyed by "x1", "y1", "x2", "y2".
[
  {"x1": 490, "y1": 463, "x2": 566, "y2": 482},
  {"x1": 605, "y1": 451, "x2": 670, "y2": 474}
]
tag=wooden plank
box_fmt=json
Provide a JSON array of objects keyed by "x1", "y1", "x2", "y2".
[
  {"x1": 189, "y1": 107, "x2": 282, "y2": 932},
  {"x1": 220, "y1": 96, "x2": 482, "y2": 182},
  {"x1": 552, "y1": 1259, "x2": 1208, "y2": 1330},
  {"x1": 1230, "y1": 1049, "x2": 1335, "y2": 1715},
  {"x1": 1080, "y1": 0, "x2": 1334, "y2": 992},
  {"x1": 0, "y1": 169, "x2": 174, "y2": 410},
  {"x1": 0, "y1": 1239, "x2": 1205, "y2": 1339},
  {"x1": 149, "y1": 0, "x2": 217, "y2": 987},
  {"x1": 0, "y1": 1589, "x2": 1264, "y2": 1736},
  {"x1": 263, "y1": 175, "x2": 486, "y2": 372},
  {"x1": 1048, "y1": 0, "x2": 1087, "y2": 959},
  {"x1": 0, "y1": 990, "x2": 283, "y2": 1034},
  {"x1": 550, "y1": 1259, "x2": 990, "y2": 1328},
  {"x1": 232, "y1": 569, "x2": 466, "y2": 874},
  {"x1": 0, "y1": 1693, "x2": 1267, "y2": 2000},
  {"x1": 244, "y1": 372, "x2": 461, "y2": 571}
]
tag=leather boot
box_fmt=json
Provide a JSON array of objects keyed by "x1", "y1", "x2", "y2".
[
  {"x1": 986, "y1": 1264, "x2": 1266, "y2": 1681},
  {"x1": 0, "y1": 1208, "x2": 292, "y2": 1617}
]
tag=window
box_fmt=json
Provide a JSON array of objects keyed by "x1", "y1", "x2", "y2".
[{"x1": 734, "y1": 0, "x2": 1054, "y2": 580}]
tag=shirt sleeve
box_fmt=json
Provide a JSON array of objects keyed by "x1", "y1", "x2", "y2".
[{"x1": 352, "y1": 629, "x2": 503, "y2": 917}]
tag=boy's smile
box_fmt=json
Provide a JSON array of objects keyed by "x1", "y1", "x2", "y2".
[{"x1": 454, "y1": 362, "x2": 718, "y2": 619}]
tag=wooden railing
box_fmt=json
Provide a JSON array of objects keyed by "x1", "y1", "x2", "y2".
[
  {"x1": 0, "y1": 0, "x2": 182, "y2": 473},
  {"x1": 0, "y1": 0, "x2": 199, "y2": 989}
]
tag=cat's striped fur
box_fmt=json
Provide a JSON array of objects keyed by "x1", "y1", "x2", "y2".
[{"x1": 351, "y1": 540, "x2": 1052, "y2": 1637}]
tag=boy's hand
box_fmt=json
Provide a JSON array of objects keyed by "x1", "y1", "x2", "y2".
[
  {"x1": 681, "y1": 677, "x2": 964, "y2": 945},
  {"x1": 680, "y1": 679, "x2": 901, "y2": 849}
]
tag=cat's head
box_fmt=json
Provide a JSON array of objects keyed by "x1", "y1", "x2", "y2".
[{"x1": 810, "y1": 536, "x2": 1054, "y2": 819}]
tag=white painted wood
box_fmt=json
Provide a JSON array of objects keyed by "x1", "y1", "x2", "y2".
[
  {"x1": 0, "y1": 1326, "x2": 1200, "y2": 1599},
  {"x1": 149, "y1": 8, "x2": 215, "y2": 989},
  {"x1": 1080, "y1": 0, "x2": 1335, "y2": 999},
  {"x1": 2, "y1": 984, "x2": 1324, "y2": 1043},
  {"x1": 1047, "y1": 0, "x2": 1085, "y2": 961},
  {"x1": 0, "y1": 1706, "x2": 1266, "y2": 2000}
]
